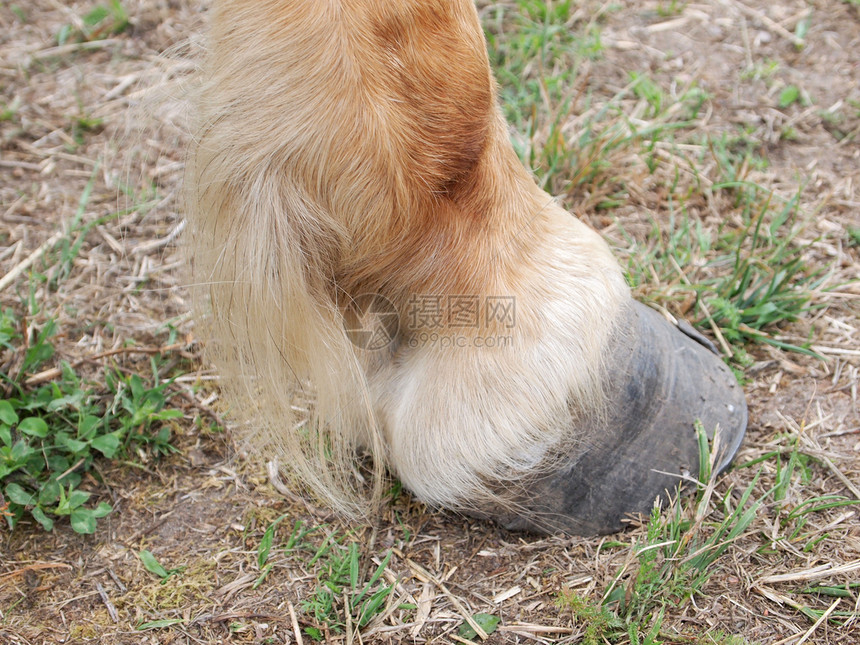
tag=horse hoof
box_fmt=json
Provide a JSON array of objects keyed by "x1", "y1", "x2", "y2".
[{"x1": 483, "y1": 300, "x2": 748, "y2": 535}]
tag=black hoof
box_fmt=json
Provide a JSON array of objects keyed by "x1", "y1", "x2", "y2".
[{"x1": 483, "y1": 301, "x2": 748, "y2": 535}]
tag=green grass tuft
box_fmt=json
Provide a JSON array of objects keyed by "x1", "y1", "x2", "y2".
[
  {"x1": 487, "y1": 2, "x2": 825, "y2": 368},
  {"x1": 247, "y1": 519, "x2": 407, "y2": 640},
  {"x1": 557, "y1": 425, "x2": 771, "y2": 644}
]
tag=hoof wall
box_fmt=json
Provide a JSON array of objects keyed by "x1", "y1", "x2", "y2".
[{"x1": 484, "y1": 301, "x2": 748, "y2": 536}]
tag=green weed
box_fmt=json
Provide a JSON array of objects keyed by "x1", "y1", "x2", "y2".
[
  {"x1": 741, "y1": 59, "x2": 780, "y2": 82},
  {"x1": 69, "y1": 114, "x2": 104, "y2": 148},
  {"x1": 484, "y1": 1, "x2": 606, "y2": 151},
  {"x1": 794, "y1": 15, "x2": 811, "y2": 47},
  {"x1": 19, "y1": 163, "x2": 158, "y2": 298},
  {"x1": 0, "y1": 308, "x2": 182, "y2": 534},
  {"x1": 748, "y1": 436, "x2": 860, "y2": 555},
  {"x1": 656, "y1": 1, "x2": 686, "y2": 17},
  {"x1": 557, "y1": 590, "x2": 624, "y2": 645},
  {"x1": 618, "y1": 167, "x2": 823, "y2": 362},
  {"x1": 606, "y1": 475, "x2": 763, "y2": 625},
  {"x1": 801, "y1": 582, "x2": 860, "y2": 598},
  {"x1": 1, "y1": 98, "x2": 21, "y2": 122},
  {"x1": 139, "y1": 549, "x2": 186, "y2": 582},
  {"x1": 700, "y1": 196, "x2": 824, "y2": 356},
  {"x1": 458, "y1": 613, "x2": 501, "y2": 640},
  {"x1": 630, "y1": 72, "x2": 666, "y2": 118},
  {"x1": 8, "y1": 4, "x2": 27, "y2": 22},
  {"x1": 729, "y1": 432, "x2": 860, "y2": 626},
  {"x1": 486, "y1": 1, "x2": 822, "y2": 365},
  {"x1": 557, "y1": 425, "x2": 769, "y2": 643},
  {"x1": 253, "y1": 513, "x2": 287, "y2": 588},
  {"x1": 255, "y1": 519, "x2": 404, "y2": 640},
  {"x1": 56, "y1": 0, "x2": 129, "y2": 45},
  {"x1": 302, "y1": 539, "x2": 395, "y2": 637},
  {"x1": 778, "y1": 85, "x2": 802, "y2": 109},
  {"x1": 136, "y1": 618, "x2": 185, "y2": 631}
]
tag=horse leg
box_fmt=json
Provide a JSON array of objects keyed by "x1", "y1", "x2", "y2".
[{"x1": 187, "y1": 0, "x2": 747, "y2": 534}]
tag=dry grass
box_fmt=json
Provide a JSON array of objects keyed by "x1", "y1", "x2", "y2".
[{"x1": 1, "y1": 1, "x2": 858, "y2": 644}]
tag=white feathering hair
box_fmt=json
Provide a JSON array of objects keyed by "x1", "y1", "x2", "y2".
[{"x1": 186, "y1": 0, "x2": 630, "y2": 519}]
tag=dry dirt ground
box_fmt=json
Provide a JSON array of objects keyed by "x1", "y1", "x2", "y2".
[{"x1": 1, "y1": 1, "x2": 858, "y2": 644}]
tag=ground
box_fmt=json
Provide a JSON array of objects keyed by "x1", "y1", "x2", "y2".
[{"x1": 0, "y1": 1, "x2": 858, "y2": 644}]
